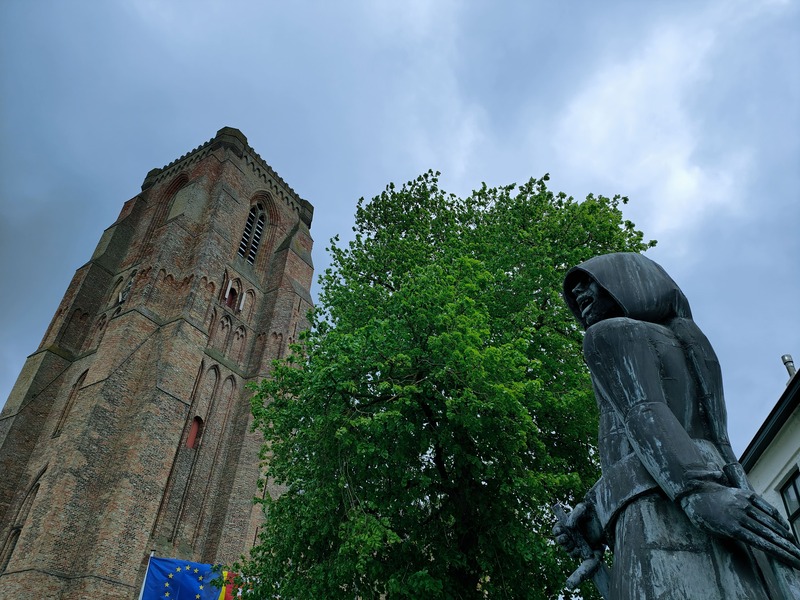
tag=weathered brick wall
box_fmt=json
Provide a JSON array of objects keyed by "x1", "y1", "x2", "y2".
[{"x1": 0, "y1": 127, "x2": 314, "y2": 599}]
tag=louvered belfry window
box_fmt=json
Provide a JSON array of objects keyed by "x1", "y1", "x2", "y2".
[{"x1": 238, "y1": 204, "x2": 266, "y2": 264}]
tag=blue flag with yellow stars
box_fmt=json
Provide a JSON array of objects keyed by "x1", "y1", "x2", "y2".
[{"x1": 140, "y1": 555, "x2": 225, "y2": 600}]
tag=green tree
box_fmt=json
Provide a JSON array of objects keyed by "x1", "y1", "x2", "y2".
[{"x1": 240, "y1": 172, "x2": 654, "y2": 599}]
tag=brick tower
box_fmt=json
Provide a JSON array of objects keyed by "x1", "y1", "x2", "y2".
[{"x1": 0, "y1": 128, "x2": 314, "y2": 598}]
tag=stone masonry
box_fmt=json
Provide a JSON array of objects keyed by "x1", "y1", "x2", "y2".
[{"x1": 0, "y1": 128, "x2": 314, "y2": 599}]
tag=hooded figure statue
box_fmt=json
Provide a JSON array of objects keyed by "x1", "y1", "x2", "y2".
[{"x1": 555, "y1": 252, "x2": 800, "y2": 599}]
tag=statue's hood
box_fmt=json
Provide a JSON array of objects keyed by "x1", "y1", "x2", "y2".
[{"x1": 563, "y1": 252, "x2": 692, "y2": 325}]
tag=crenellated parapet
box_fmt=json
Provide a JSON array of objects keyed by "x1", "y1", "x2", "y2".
[{"x1": 141, "y1": 127, "x2": 313, "y2": 227}]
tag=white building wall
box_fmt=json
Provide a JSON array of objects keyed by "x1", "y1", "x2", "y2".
[{"x1": 746, "y1": 409, "x2": 800, "y2": 523}]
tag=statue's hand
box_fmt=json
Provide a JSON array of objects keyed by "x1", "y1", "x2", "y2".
[
  {"x1": 552, "y1": 501, "x2": 603, "y2": 559},
  {"x1": 680, "y1": 482, "x2": 800, "y2": 569}
]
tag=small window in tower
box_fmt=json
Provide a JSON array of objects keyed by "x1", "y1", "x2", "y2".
[
  {"x1": 238, "y1": 208, "x2": 256, "y2": 258},
  {"x1": 238, "y1": 204, "x2": 266, "y2": 265},
  {"x1": 187, "y1": 416, "x2": 204, "y2": 449},
  {"x1": 781, "y1": 470, "x2": 800, "y2": 540},
  {"x1": 225, "y1": 287, "x2": 238, "y2": 309}
]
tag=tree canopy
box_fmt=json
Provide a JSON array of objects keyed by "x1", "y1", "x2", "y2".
[{"x1": 239, "y1": 172, "x2": 654, "y2": 599}]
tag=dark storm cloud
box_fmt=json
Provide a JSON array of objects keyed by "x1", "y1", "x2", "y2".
[{"x1": 1, "y1": 0, "x2": 797, "y2": 453}]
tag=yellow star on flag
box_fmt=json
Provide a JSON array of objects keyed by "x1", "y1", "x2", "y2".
[{"x1": 143, "y1": 555, "x2": 222, "y2": 600}]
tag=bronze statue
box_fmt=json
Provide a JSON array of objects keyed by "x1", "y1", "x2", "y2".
[{"x1": 554, "y1": 252, "x2": 800, "y2": 599}]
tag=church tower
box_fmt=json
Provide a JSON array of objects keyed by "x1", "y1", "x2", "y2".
[{"x1": 0, "y1": 128, "x2": 314, "y2": 598}]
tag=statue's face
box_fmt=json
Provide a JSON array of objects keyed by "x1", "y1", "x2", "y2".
[{"x1": 571, "y1": 276, "x2": 620, "y2": 328}]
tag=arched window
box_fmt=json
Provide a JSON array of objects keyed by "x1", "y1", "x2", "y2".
[
  {"x1": 136, "y1": 174, "x2": 188, "y2": 262},
  {"x1": 186, "y1": 416, "x2": 204, "y2": 449},
  {"x1": 238, "y1": 204, "x2": 266, "y2": 264},
  {"x1": 782, "y1": 470, "x2": 800, "y2": 541},
  {"x1": 225, "y1": 287, "x2": 238, "y2": 309},
  {"x1": 222, "y1": 277, "x2": 241, "y2": 312}
]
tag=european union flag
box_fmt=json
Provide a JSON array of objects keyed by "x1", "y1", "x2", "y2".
[{"x1": 140, "y1": 556, "x2": 222, "y2": 600}]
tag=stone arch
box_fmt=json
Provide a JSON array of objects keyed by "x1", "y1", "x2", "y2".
[
  {"x1": 109, "y1": 277, "x2": 125, "y2": 308},
  {"x1": 203, "y1": 277, "x2": 215, "y2": 300},
  {"x1": 211, "y1": 316, "x2": 232, "y2": 353},
  {"x1": 150, "y1": 269, "x2": 177, "y2": 318},
  {"x1": 221, "y1": 274, "x2": 242, "y2": 311},
  {"x1": 180, "y1": 374, "x2": 238, "y2": 549},
  {"x1": 198, "y1": 375, "x2": 243, "y2": 557},
  {"x1": 159, "y1": 173, "x2": 190, "y2": 224},
  {"x1": 194, "y1": 365, "x2": 220, "y2": 419},
  {"x1": 53, "y1": 370, "x2": 88, "y2": 437},
  {"x1": 0, "y1": 467, "x2": 46, "y2": 573},
  {"x1": 220, "y1": 375, "x2": 236, "y2": 401},
  {"x1": 174, "y1": 274, "x2": 193, "y2": 314},
  {"x1": 42, "y1": 306, "x2": 66, "y2": 346},
  {"x1": 250, "y1": 332, "x2": 267, "y2": 372},
  {"x1": 250, "y1": 191, "x2": 281, "y2": 228},
  {"x1": 96, "y1": 312, "x2": 107, "y2": 332},
  {"x1": 242, "y1": 289, "x2": 256, "y2": 320},
  {"x1": 84, "y1": 314, "x2": 107, "y2": 353},
  {"x1": 268, "y1": 331, "x2": 284, "y2": 361},
  {"x1": 136, "y1": 175, "x2": 189, "y2": 261},
  {"x1": 164, "y1": 172, "x2": 190, "y2": 198},
  {"x1": 206, "y1": 308, "x2": 217, "y2": 339},
  {"x1": 155, "y1": 362, "x2": 220, "y2": 545},
  {"x1": 201, "y1": 281, "x2": 217, "y2": 327},
  {"x1": 251, "y1": 192, "x2": 283, "y2": 273},
  {"x1": 61, "y1": 308, "x2": 90, "y2": 353},
  {"x1": 231, "y1": 326, "x2": 247, "y2": 365}
]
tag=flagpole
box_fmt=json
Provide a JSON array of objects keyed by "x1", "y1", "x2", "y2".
[{"x1": 137, "y1": 550, "x2": 155, "y2": 600}]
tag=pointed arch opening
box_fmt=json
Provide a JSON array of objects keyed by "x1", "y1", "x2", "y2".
[
  {"x1": 238, "y1": 203, "x2": 266, "y2": 265},
  {"x1": 225, "y1": 287, "x2": 238, "y2": 309},
  {"x1": 1, "y1": 469, "x2": 45, "y2": 573},
  {"x1": 221, "y1": 276, "x2": 242, "y2": 313},
  {"x1": 187, "y1": 416, "x2": 204, "y2": 449}
]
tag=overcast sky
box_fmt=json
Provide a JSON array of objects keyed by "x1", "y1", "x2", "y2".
[{"x1": 1, "y1": 0, "x2": 797, "y2": 455}]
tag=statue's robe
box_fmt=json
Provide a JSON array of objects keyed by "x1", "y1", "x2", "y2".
[{"x1": 564, "y1": 253, "x2": 800, "y2": 599}]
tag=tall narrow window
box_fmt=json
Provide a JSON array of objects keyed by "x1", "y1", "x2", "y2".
[
  {"x1": 781, "y1": 470, "x2": 800, "y2": 541},
  {"x1": 238, "y1": 204, "x2": 266, "y2": 264},
  {"x1": 238, "y1": 209, "x2": 255, "y2": 258},
  {"x1": 225, "y1": 288, "x2": 238, "y2": 309},
  {"x1": 186, "y1": 416, "x2": 204, "y2": 449}
]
